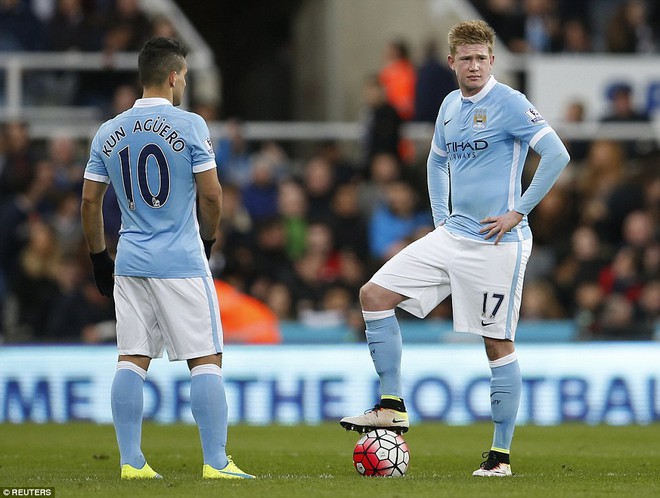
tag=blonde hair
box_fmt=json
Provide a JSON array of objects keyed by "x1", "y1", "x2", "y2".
[{"x1": 448, "y1": 20, "x2": 496, "y2": 55}]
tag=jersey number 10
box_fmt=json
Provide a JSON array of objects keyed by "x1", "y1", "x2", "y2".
[{"x1": 118, "y1": 144, "x2": 170, "y2": 210}]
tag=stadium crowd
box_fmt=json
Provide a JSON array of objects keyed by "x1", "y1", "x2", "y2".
[
  {"x1": 0, "y1": 0, "x2": 658, "y2": 344},
  {"x1": 470, "y1": 0, "x2": 660, "y2": 54}
]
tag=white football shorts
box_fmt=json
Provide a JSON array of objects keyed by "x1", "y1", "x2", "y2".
[
  {"x1": 370, "y1": 226, "x2": 532, "y2": 340},
  {"x1": 114, "y1": 276, "x2": 223, "y2": 361}
]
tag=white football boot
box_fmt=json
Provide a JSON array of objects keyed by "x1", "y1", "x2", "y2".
[{"x1": 340, "y1": 404, "x2": 409, "y2": 434}]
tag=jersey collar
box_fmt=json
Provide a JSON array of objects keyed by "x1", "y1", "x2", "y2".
[
  {"x1": 133, "y1": 97, "x2": 173, "y2": 108},
  {"x1": 461, "y1": 76, "x2": 497, "y2": 104}
]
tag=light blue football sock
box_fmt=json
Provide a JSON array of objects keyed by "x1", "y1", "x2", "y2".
[
  {"x1": 111, "y1": 362, "x2": 147, "y2": 468},
  {"x1": 489, "y1": 353, "x2": 521, "y2": 453},
  {"x1": 190, "y1": 364, "x2": 229, "y2": 470},
  {"x1": 363, "y1": 310, "x2": 403, "y2": 399}
]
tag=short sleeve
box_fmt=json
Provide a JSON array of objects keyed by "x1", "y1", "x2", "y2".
[
  {"x1": 83, "y1": 129, "x2": 110, "y2": 183},
  {"x1": 189, "y1": 114, "x2": 216, "y2": 174}
]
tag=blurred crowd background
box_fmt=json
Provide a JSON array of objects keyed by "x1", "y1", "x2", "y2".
[{"x1": 0, "y1": 0, "x2": 658, "y2": 344}]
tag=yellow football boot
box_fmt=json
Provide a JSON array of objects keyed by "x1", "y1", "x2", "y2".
[
  {"x1": 120, "y1": 462, "x2": 162, "y2": 479},
  {"x1": 202, "y1": 456, "x2": 255, "y2": 479}
]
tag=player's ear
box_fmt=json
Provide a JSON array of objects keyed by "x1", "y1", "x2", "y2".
[{"x1": 169, "y1": 71, "x2": 177, "y2": 88}]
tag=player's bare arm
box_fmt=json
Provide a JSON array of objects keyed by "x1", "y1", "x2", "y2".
[
  {"x1": 81, "y1": 179, "x2": 109, "y2": 253},
  {"x1": 194, "y1": 168, "x2": 222, "y2": 241},
  {"x1": 479, "y1": 210, "x2": 524, "y2": 245}
]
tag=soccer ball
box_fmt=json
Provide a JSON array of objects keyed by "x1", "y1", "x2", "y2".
[{"x1": 353, "y1": 429, "x2": 410, "y2": 477}]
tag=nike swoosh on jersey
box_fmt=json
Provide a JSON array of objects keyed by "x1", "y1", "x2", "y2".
[{"x1": 444, "y1": 118, "x2": 453, "y2": 125}]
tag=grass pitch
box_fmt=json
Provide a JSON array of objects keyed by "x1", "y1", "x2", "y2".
[{"x1": 1, "y1": 422, "x2": 659, "y2": 497}]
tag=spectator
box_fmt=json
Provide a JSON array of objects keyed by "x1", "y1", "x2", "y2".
[
  {"x1": 0, "y1": 121, "x2": 36, "y2": 197},
  {"x1": 361, "y1": 75, "x2": 401, "y2": 169},
  {"x1": 598, "y1": 246, "x2": 645, "y2": 302},
  {"x1": 12, "y1": 220, "x2": 61, "y2": 340},
  {"x1": 574, "y1": 280, "x2": 605, "y2": 339},
  {"x1": 379, "y1": 39, "x2": 417, "y2": 120},
  {"x1": 597, "y1": 293, "x2": 647, "y2": 339},
  {"x1": 151, "y1": 15, "x2": 178, "y2": 39},
  {"x1": 241, "y1": 152, "x2": 280, "y2": 222},
  {"x1": 600, "y1": 82, "x2": 653, "y2": 157},
  {"x1": 40, "y1": 0, "x2": 102, "y2": 105},
  {"x1": 46, "y1": 255, "x2": 116, "y2": 343},
  {"x1": 478, "y1": 0, "x2": 527, "y2": 53},
  {"x1": 335, "y1": 248, "x2": 368, "y2": 298},
  {"x1": 250, "y1": 217, "x2": 293, "y2": 286},
  {"x1": 215, "y1": 118, "x2": 253, "y2": 188},
  {"x1": 601, "y1": 83, "x2": 650, "y2": 122},
  {"x1": 0, "y1": 0, "x2": 45, "y2": 51},
  {"x1": 577, "y1": 140, "x2": 645, "y2": 246},
  {"x1": 329, "y1": 182, "x2": 369, "y2": 259},
  {"x1": 559, "y1": 18, "x2": 593, "y2": 53},
  {"x1": 637, "y1": 280, "x2": 660, "y2": 335},
  {"x1": 277, "y1": 180, "x2": 308, "y2": 260},
  {"x1": 521, "y1": 280, "x2": 566, "y2": 319},
  {"x1": 554, "y1": 225, "x2": 609, "y2": 314},
  {"x1": 51, "y1": 190, "x2": 83, "y2": 254},
  {"x1": 526, "y1": 180, "x2": 576, "y2": 282},
  {"x1": 314, "y1": 140, "x2": 358, "y2": 185},
  {"x1": 522, "y1": 0, "x2": 561, "y2": 52},
  {"x1": 621, "y1": 209, "x2": 656, "y2": 249},
  {"x1": 48, "y1": 134, "x2": 84, "y2": 191},
  {"x1": 358, "y1": 152, "x2": 402, "y2": 216},
  {"x1": 315, "y1": 285, "x2": 354, "y2": 326},
  {"x1": 560, "y1": 100, "x2": 590, "y2": 162},
  {"x1": 103, "y1": 0, "x2": 151, "y2": 52},
  {"x1": 217, "y1": 183, "x2": 252, "y2": 247},
  {"x1": 605, "y1": 0, "x2": 656, "y2": 53},
  {"x1": 45, "y1": 0, "x2": 101, "y2": 52},
  {"x1": 288, "y1": 251, "x2": 329, "y2": 316},
  {"x1": 368, "y1": 179, "x2": 433, "y2": 262},
  {"x1": 0, "y1": 159, "x2": 55, "y2": 301},
  {"x1": 301, "y1": 155, "x2": 336, "y2": 222},
  {"x1": 413, "y1": 39, "x2": 456, "y2": 123},
  {"x1": 305, "y1": 220, "x2": 340, "y2": 281},
  {"x1": 264, "y1": 282, "x2": 294, "y2": 320},
  {"x1": 105, "y1": 83, "x2": 139, "y2": 119}
]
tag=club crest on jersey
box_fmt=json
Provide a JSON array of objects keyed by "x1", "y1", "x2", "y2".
[
  {"x1": 473, "y1": 109, "x2": 487, "y2": 130},
  {"x1": 525, "y1": 107, "x2": 546, "y2": 124}
]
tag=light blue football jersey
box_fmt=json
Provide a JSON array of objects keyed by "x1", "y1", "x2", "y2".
[
  {"x1": 427, "y1": 76, "x2": 567, "y2": 243},
  {"x1": 84, "y1": 97, "x2": 217, "y2": 278}
]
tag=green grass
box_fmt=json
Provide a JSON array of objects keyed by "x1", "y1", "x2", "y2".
[{"x1": 1, "y1": 423, "x2": 659, "y2": 497}]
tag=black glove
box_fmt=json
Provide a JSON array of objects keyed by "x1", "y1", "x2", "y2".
[
  {"x1": 90, "y1": 249, "x2": 115, "y2": 297},
  {"x1": 202, "y1": 238, "x2": 215, "y2": 260}
]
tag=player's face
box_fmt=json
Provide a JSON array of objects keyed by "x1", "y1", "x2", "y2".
[
  {"x1": 172, "y1": 64, "x2": 188, "y2": 106},
  {"x1": 448, "y1": 44, "x2": 493, "y2": 97}
]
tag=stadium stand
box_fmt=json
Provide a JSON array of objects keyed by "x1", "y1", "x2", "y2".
[{"x1": 0, "y1": 0, "x2": 657, "y2": 345}]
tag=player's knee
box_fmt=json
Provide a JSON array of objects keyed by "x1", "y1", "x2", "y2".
[
  {"x1": 359, "y1": 283, "x2": 376, "y2": 309},
  {"x1": 360, "y1": 282, "x2": 397, "y2": 310}
]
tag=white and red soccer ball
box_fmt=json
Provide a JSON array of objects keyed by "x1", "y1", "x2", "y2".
[{"x1": 353, "y1": 429, "x2": 410, "y2": 477}]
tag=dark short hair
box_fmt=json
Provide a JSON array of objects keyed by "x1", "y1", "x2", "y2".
[{"x1": 138, "y1": 37, "x2": 188, "y2": 87}]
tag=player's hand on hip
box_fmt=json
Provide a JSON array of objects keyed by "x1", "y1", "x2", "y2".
[
  {"x1": 479, "y1": 211, "x2": 524, "y2": 245},
  {"x1": 90, "y1": 249, "x2": 115, "y2": 297}
]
